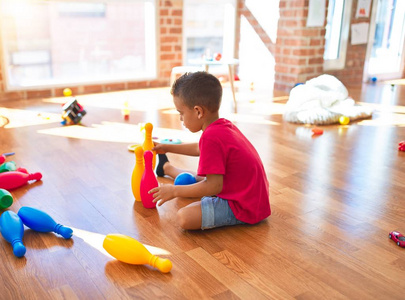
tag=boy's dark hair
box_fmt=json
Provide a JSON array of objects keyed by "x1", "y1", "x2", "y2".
[{"x1": 170, "y1": 71, "x2": 222, "y2": 112}]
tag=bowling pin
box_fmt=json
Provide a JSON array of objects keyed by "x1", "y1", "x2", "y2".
[
  {"x1": 103, "y1": 233, "x2": 172, "y2": 273},
  {"x1": 18, "y1": 207, "x2": 73, "y2": 239},
  {"x1": 0, "y1": 211, "x2": 26, "y2": 257},
  {"x1": 0, "y1": 188, "x2": 13, "y2": 209},
  {"x1": 131, "y1": 146, "x2": 144, "y2": 202},
  {"x1": 0, "y1": 171, "x2": 42, "y2": 190},
  {"x1": 0, "y1": 161, "x2": 17, "y2": 173},
  {"x1": 142, "y1": 123, "x2": 156, "y2": 170},
  {"x1": 140, "y1": 151, "x2": 158, "y2": 209}
]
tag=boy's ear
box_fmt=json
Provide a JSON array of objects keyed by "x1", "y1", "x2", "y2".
[{"x1": 194, "y1": 105, "x2": 204, "y2": 119}]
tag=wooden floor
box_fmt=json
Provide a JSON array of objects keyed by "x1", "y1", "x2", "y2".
[{"x1": 0, "y1": 81, "x2": 404, "y2": 299}]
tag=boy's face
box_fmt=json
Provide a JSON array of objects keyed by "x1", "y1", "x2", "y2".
[{"x1": 173, "y1": 96, "x2": 203, "y2": 133}]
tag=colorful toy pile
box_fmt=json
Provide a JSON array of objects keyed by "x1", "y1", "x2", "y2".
[{"x1": 0, "y1": 148, "x2": 172, "y2": 272}]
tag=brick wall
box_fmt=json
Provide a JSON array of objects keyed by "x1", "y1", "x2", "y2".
[
  {"x1": 274, "y1": 0, "x2": 327, "y2": 91},
  {"x1": 0, "y1": 0, "x2": 183, "y2": 102},
  {"x1": 274, "y1": 0, "x2": 373, "y2": 91}
]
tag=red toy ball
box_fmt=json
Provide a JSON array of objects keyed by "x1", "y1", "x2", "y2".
[{"x1": 399, "y1": 141, "x2": 405, "y2": 151}]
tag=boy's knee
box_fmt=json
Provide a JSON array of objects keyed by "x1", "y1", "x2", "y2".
[
  {"x1": 177, "y1": 208, "x2": 189, "y2": 229},
  {"x1": 176, "y1": 203, "x2": 202, "y2": 230}
]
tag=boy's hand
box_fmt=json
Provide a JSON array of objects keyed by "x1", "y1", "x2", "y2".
[
  {"x1": 152, "y1": 142, "x2": 166, "y2": 154},
  {"x1": 149, "y1": 184, "x2": 176, "y2": 206}
]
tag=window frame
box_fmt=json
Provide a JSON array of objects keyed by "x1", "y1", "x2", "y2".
[{"x1": 323, "y1": 0, "x2": 353, "y2": 71}]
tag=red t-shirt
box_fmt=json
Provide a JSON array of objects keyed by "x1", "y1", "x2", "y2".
[{"x1": 197, "y1": 118, "x2": 271, "y2": 224}]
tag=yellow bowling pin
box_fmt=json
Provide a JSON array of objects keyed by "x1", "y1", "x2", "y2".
[
  {"x1": 103, "y1": 234, "x2": 172, "y2": 273},
  {"x1": 142, "y1": 123, "x2": 156, "y2": 170},
  {"x1": 131, "y1": 146, "x2": 144, "y2": 202}
]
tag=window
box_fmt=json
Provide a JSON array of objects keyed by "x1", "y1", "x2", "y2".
[
  {"x1": 324, "y1": 0, "x2": 352, "y2": 70},
  {"x1": 0, "y1": 0, "x2": 156, "y2": 90},
  {"x1": 183, "y1": 0, "x2": 236, "y2": 68}
]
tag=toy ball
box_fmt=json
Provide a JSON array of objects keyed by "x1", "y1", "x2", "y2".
[
  {"x1": 63, "y1": 88, "x2": 72, "y2": 97},
  {"x1": 339, "y1": 116, "x2": 350, "y2": 125},
  {"x1": 174, "y1": 172, "x2": 197, "y2": 186}
]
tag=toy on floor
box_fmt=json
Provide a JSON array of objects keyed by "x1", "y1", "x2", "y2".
[
  {"x1": 339, "y1": 115, "x2": 350, "y2": 125},
  {"x1": 18, "y1": 206, "x2": 73, "y2": 239},
  {"x1": 174, "y1": 172, "x2": 197, "y2": 186},
  {"x1": 0, "y1": 171, "x2": 42, "y2": 190},
  {"x1": 311, "y1": 128, "x2": 324, "y2": 135},
  {"x1": 0, "y1": 161, "x2": 17, "y2": 173},
  {"x1": 388, "y1": 231, "x2": 405, "y2": 247},
  {"x1": 140, "y1": 151, "x2": 158, "y2": 209},
  {"x1": 131, "y1": 146, "x2": 144, "y2": 202},
  {"x1": 63, "y1": 88, "x2": 72, "y2": 97},
  {"x1": 0, "y1": 152, "x2": 15, "y2": 165},
  {"x1": 0, "y1": 211, "x2": 26, "y2": 257},
  {"x1": 398, "y1": 141, "x2": 405, "y2": 152},
  {"x1": 122, "y1": 101, "x2": 130, "y2": 121},
  {"x1": 103, "y1": 233, "x2": 172, "y2": 273},
  {"x1": 61, "y1": 98, "x2": 86, "y2": 125},
  {"x1": 0, "y1": 188, "x2": 13, "y2": 209}
]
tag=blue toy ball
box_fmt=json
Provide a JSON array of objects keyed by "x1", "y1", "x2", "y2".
[{"x1": 174, "y1": 172, "x2": 197, "y2": 186}]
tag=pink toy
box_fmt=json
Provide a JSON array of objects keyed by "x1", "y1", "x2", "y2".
[
  {"x1": 0, "y1": 152, "x2": 15, "y2": 164},
  {"x1": 399, "y1": 141, "x2": 405, "y2": 152},
  {"x1": 140, "y1": 151, "x2": 157, "y2": 209},
  {"x1": 0, "y1": 171, "x2": 42, "y2": 190}
]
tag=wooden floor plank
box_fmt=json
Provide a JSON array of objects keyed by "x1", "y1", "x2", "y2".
[{"x1": 0, "y1": 82, "x2": 404, "y2": 298}]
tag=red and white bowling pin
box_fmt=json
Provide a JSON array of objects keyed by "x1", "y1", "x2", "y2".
[
  {"x1": 0, "y1": 211, "x2": 26, "y2": 257},
  {"x1": 140, "y1": 150, "x2": 158, "y2": 208},
  {"x1": 0, "y1": 171, "x2": 42, "y2": 190}
]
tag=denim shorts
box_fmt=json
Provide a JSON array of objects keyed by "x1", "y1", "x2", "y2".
[{"x1": 201, "y1": 196, "x2": 246, "y2": 230}]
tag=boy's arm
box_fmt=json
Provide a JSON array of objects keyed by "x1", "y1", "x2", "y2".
[
  {"x1": 153, "y1": 142, "x2": 200, "y2": 156},
  {"x1": 150, "y1": 174, "x2": 223, "y2": 206}
]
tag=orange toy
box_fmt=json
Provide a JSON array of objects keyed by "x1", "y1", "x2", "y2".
[{"x1": 312, "y1": 128, "x2": 324, "y2": 135}]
